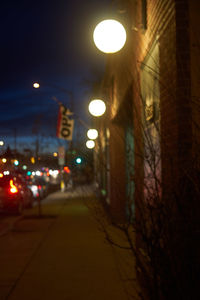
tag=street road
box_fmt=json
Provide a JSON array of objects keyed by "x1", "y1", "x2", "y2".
[{"x1": 0, "y1": 185, "x2": 131, "y2": 300}]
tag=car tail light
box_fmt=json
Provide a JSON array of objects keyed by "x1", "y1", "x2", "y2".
[
  {"x1": 9, "y1": 179, "x2": 18, "y2": 194},
  {"x1": 38, "y1": 185, "x2": 42, "y2": 190}
]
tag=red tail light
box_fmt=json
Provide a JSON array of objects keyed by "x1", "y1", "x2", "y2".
[
  {"x1": 9, "y1": 179, "x2": 18, "y2": 194},
  {"x1": 38, "y1": 185, "x2": 42, "y2": 190}
]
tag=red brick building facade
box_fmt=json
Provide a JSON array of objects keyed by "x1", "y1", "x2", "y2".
[
  {"x1": 95, "y1": 0, "x2": 200, "y2": 297},
  {"x1": 97, "y1": 0, "x2": 199, "y2": 220}
]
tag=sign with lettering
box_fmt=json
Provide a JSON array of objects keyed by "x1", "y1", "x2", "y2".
[{"x1": 57, "y1": 105, "x2": 74, "y2": 140}]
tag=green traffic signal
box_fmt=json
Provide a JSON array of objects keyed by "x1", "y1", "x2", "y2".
[{"x1": 75, "y1": 157, "x2": 82, "y2": 164}]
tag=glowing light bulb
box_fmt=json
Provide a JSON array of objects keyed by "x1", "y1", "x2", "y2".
[{"x1": 93, "y1": 19, "x2": 126, "y2": 53}]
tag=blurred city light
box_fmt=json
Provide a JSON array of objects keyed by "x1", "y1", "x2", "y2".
[
  {"x1": 64, "y1": 166, "x2": 70, "y2": 174},
  {"x1": 3, "y1": 171, "x2": 10, "y2": 175},
  {"x1": 36, "y1": 171, "x2": 41, "y2": 176},
  {"x1": 49, "y1": 169, "x2": 59, "y2": 178},
  {"x1": 0, "y1": 141, "x2": 4, "y2": 146},
  {"x1": 14, "y1": 160, "x2": 19, "y2": 166},
  {"x1": 2, "y1": 158, "x2": 7, "y2": 163},
  {"x1": 31, "y1": 157, "x2": 35, "y2": 164}
]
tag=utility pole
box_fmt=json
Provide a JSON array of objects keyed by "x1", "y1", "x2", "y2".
[
  {"x1": 14, "y1": 128, "x2": 17, "y2": 155},
  {"x1": 35, "y1": 135, "x2": 39, "y2": 160},
  {"x1": 68, "y1": 90, "x2": 74, "y2": 152}
]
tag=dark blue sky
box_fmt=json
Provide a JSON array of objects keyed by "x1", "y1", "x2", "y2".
[{"x1": 0, "y1": 0, "x2": 111, "y2": 153}]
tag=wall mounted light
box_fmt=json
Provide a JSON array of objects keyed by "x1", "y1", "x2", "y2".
[
  {"x1": 93, "y1": 19, "x2": 126, "y2": 53},
  {"x1": 86, "y1": 140, "x2": 95, "y2": 149},
  {"x1": 87, "y1": 129, "x2": 98, "y2": 140},
  {"x1": 88, "y1": 99, "x2": 106, "y2": 117}
]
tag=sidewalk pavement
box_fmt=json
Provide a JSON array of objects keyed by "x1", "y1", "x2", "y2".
[{"x1": 0, "y1": 185, "x2": 138, "y2": 300}]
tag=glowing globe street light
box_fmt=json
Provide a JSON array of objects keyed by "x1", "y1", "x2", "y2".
[
  {"x1": 93, "y1": 19, "x2": 126, "y2": 53},
  {"x1": 33, "y1": 82, "x2": 40, "y2": 89},
  {"x1": 86, "y1": 140, "x2": 95, "y2": 149},
  {"x1": 87, "y1": 129, "x2": 98, "y2": 140},
  {"x1": 88, "y1": 99, "x2": 106, "y2": 117}
]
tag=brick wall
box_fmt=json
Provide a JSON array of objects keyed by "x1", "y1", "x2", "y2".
[
  {"x1": 189, "y1": 0, "x2": 200, "y2": 164},
  {"x1": 109, "y1": 121, "x2": 126, "y2": 221},
  {"x1": 136, "y1": 0, "x2": 192, "y2": 190},
  {"x1": 102, "y1": 0, "x2": 193, "y2": 217}
]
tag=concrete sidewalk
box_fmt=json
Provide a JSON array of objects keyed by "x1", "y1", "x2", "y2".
[{"x1": 0, "y1": 186, "x2": 133, "y2": 300}]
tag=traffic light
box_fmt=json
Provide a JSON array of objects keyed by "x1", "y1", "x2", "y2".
[
  {"x1": 14, "y1": 160, "x2": 19, "y2": 166},
  {"x1": 75, "y1": 157, "x2": 82, "y2": 164}
]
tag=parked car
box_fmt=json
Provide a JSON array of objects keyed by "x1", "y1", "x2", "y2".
[
  {"x1": 0, "y1": 173, "x2": 33, "y2": 214},
  {"x1": 33, "y1": 177, "x2": 49, "y2": 199},
  {"x1": 26, "y1": 177, "x2": 40, "y2": 200},
  {"x1": 26, "y1": 177, "x2": 49, "y2": 200}
]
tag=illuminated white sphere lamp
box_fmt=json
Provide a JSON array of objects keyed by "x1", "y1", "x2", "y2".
[
  {"x1": 86, "y1": 140, "x2": 95, "y2": 149},
  {"x1": 88, "y1": 99, "x2": 106, "y2": 117},
  {"x1": 33, "y1": 82, "x2": 40, "y2": 89},
  {"x1": 87, "y1": 129, "x2": 98, "y2": 140},
  {"x1": 93, "y1": 19, "x2": 126, "y2": 53}
]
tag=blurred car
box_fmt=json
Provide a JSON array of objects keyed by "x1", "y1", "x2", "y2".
[
  {"x1": 12, "y1": 172, "x2": 34, "y2": 207},
  {"x1": 26, "y1": 177, "x2": 40, "y2": 200},
  {"x1": 0, "y1": 173, "x2": 33, "y2": 214},
  {"x1": 26, "y1": 177, "x2": 49, "y2": 200},
  {"x1": 33, "y1": 177, "x2": 49, "y2": 199}
]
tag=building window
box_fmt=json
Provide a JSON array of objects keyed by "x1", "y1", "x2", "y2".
[
  {"x1": 141, "y1": 42, "x2": 160, "y2": 127},
  {"x1": 141, "y1": 41, "x2": 161, "y2": 203},
  {"x1": 125, "y1": 121, "x2": 134, "y2": 219}
]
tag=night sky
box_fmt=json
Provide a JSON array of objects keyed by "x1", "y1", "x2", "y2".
[{"x1": 0, "y1": 0, "x2": 111, "y2": 153}]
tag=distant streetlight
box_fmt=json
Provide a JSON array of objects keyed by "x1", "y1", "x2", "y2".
[
  {"x1": 93, "y1": 19, "x2": 126, "y2": 53},
  {"x1": 87, "y1": 129, "x2": 98, "y2": 140},
  {"x1": 0, "y1": 141, "x2": 4, "y2": 146},
  {"x1": 53, "y1": 152, "x2": 58, "y2": 157},
  {"x1": 88, "y1": 99, "x2": 106, "y2": 117},
  {"x1": 86, "y1": 140, "x2": 95, "y2": 149},
  {"x1": 33, "y1": 82, "x2": 40, "y2": 89}
]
